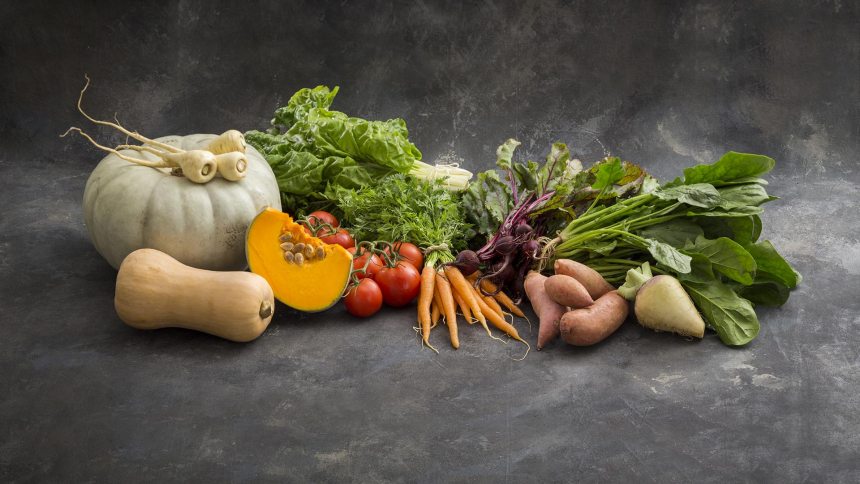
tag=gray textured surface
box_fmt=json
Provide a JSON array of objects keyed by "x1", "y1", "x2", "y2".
[{"x1": 2, "y1": 1, "x2": 859, "y2": 482}]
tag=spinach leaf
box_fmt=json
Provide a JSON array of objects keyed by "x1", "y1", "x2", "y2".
[
  {"x1": 744, "y1": 240, "x2": 797, "y2": 288},
  {"x1": 687, "y1": 206, "x2": 764, "y2": 217},
  {"x1": 682, "y1": 280, "x2": 760, "y2": 345},
  {"x1": 640, "y1": 238, "x2": 692, "y2": 273},
  {"x1": 683, "y1": 152, "x2": 775, "y2": 186},
  {"x1": 736, "y1": 277, "x2": 791, "y2": 307},
  {"x1": 696, "y1": 216, "x2": 755, "y2": 246},
  {"x1": 684, "y1": 235, "x2": 757, "y2": 285},
  {"x1": 718, "y1": 183, "x2": 777, "y2": 209},
  {"x1": 654, "y1": 183, "x2": 722, "y2": 208},
  {"x1": 678, "y1": 252, "x2": 716, "y2": 283},
  {"x1": 638, "y1": 219, "x2": 704, "y2": 248},
  {"x1": 751, "y1": 214, "x2": 763, "y2": 242}
]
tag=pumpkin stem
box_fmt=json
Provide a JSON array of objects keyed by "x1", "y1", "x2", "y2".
[{"x1": 259, "y1": 300, "x2": 273, "y2": 319}]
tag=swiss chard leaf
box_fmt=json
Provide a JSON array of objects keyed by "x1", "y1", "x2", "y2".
[
  {"x1": 684, "y1": 235, "x2": 757, "y2": 285},
  {"x1": 592, "y1": 158, "x2": 625, "y2": 191},
  {"x1": 271, "y1": 85, "x2": 340, "y2": 129},
  {"x1": 683, "y1": 152, "x2": 775, "y2": 186},
  {"x1": 682, "y1": 280, "x2": 760, "y2": 345}
]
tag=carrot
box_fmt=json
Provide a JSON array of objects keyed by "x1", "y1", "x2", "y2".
[
  {"x1": 431, "y1": 298, "x2": 441, "y2": 328},
  {"x1": 452, "y1": 289, "x2": 473, "y2": 323},
  {"x1": 435, "y1": 273, "x2": 459, "y2": 349},
  {"x1": 418, "y1": 266, "x2": 436, "y2": 345},
  {"x1": 471, "y1": 270, "x2": 526, "y2": 318},
  {"x1": 444, "y1": 266, "x2": 485, "y2": 325},
  {"x1": 482, "y1": 294, "x2": 505, "y2": 319},
  {"x1": 468, "y1": 284, "x2": 530, "y2": 359},
  {"x1": 478, "y1": 278, "x2": 526, "y2": 318}
]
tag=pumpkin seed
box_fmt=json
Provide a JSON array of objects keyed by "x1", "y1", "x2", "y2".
[
  {"x1": 280, "y1": 242, "x2": 294, "y2": 252},
  {"x1": 278, "y1": 233, "x2": 292, "y2": 243},
  {"x1": 304, "y1": 245, "x2": 315, "y2": 259},
  {"x1": 293, "y1": 242, "x2": 305, "y2": 253},
  {"x1": 316, "y1": 246, "x2": 326, "y2": 259},
  {"x1": 284, "y1": 251, "x2": 295, "y2": 263},
  {"x1": 295, "y1": 253, "x2": 304, "y2": 266}
]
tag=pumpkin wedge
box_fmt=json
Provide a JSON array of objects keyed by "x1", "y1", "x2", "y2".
[{"x1": 246, "y1": 207, "x2": 353, "y2": 312}]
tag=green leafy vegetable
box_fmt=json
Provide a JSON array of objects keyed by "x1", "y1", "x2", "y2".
[
  {"x1": 682, "y1": 280, "x2": 760, "y2": 345},
  {"x1": 333, "y1": 174, "x2": 470, "y2": 267}
]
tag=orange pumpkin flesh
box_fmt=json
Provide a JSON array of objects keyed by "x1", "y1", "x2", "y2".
[{"x1": 246, "y1": 207, "x2": 353, "y2": 312}]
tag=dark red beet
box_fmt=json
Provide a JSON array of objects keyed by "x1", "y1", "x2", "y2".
[
  {"x1": 490, "y1": 259, "x2": 516, "y2": 283},
  {"x1": 514, "y1": 223, "x2": 533, "y2": 238},
  {"x1": 496, "y1": 236, "x2": 516, "y2": 255},
  {"x1": 451, "y1": 250, "x2": 480, "y2": 276},
  {"x1": 522, "y1": 239, "x2": 541, "y2": 258}
]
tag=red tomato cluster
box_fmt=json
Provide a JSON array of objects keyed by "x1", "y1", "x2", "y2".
[{"x1": 309, "y1": 212, "x2": 425, "y2": 318}]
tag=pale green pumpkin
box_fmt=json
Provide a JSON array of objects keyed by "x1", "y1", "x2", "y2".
[{"x1": 83, "y1": 134, "x2": 281, "y2": 271}]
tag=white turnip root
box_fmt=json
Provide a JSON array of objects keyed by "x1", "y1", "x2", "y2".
[
  {"x1": 524, "y1": 271, "x2": 564, "y2": 350},
  {"x1": 618, "y1": 262, "x2": 705, "y2": 338},
  {"x1": 559, "y1": 291, "x2": 628, "y2": 346},
  {"x1": 544, "y1": 274, "x2": 594, "y2": 308},
  {"x1": 554, "y1": 259, "x2": 614, "y2": 299}
]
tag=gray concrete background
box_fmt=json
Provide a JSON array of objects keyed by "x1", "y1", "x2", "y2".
[{"x1": 2, "y1": 1, "x2": 859, "y2": 482}]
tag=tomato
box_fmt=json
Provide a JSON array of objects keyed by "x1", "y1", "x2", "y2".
[
  {"x1": 375, "y1": 262, "x2": 421, "y2": 307},
  {"x1": 346, "y1": 247, "x2": 383, "y2": 280},
  {"x1": 344, "y1": 279, "x2": 383, "y2": 317},
  {"x1": 385, "y1": 242, "x2": 424, "y2": 271},
  {"x1": 307, "y1": 210, "x2": 339, "y2": 228},
  {"x1": 321, "y1": 228, "x2": 355, "y2": 249}
]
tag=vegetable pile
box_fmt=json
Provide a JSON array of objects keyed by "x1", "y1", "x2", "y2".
[{"x1": 68, "y1": 78, "x2": 799, "y2": 352}]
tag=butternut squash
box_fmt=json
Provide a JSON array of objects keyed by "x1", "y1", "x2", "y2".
[
  {"x1": 246, "y1": 207, "x2": 353, "y2": 312},
  {"x1": 115, "y1": 249, "x2": 275, "y2": 342}
]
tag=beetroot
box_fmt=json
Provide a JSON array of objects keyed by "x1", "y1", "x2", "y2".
[{"x1": 449, "y1": 250, "x2": 480, "y2": 276}]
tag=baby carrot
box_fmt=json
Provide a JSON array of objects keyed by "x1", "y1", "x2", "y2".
[
  {"x1": 418, "y1": 266, "x2": 436, "y2": 344},
  {"x1": 435, "y1": 273, "x2": 459, "y2": 349},
  {"x1": 452, "y1": 289, "x2": 473, "y2": 323},
  {"x1": 444, "y1": 266, "x2": 485, "y2": 325}
]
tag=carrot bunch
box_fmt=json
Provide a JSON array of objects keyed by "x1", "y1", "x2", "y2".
[{"x1": 417, "y1": 266, "x2": 529, "y2": 358}]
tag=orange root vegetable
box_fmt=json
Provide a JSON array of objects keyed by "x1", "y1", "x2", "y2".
[
  {"x1": 452, "y1": 289, "x2": 472, "y2": 323},
  {"x1": 544, "y1": 274, "x2": 594, "y2": 308},
  {"x1": 470, "y1": 285, "x2": 530, "y2": 359},
  {"x1": 554, "y1": 259, "x2": 614, "y2": 299},
  {"x1": 418, "y1": 266, "x2": 436, "y2": 345},
  {"x1": 435, "y1": 273, "x2": 459, "y2": 349},
  {"x1": 445, "y1": 266, "x2": 485, "y2": 325},
  {"x1": 477, "y1": 275, "x2": 526, "y2": 318},
  {"x1": 482, "y1": 294, "x2": 505, "y2": 319},
  {"x1": 431, "y1": 298, "x2": 441, "y2": 328},
  {"x1": 524, "y1": 271, "x2": 566, "y2": 350},
  {"x1": 559, "y1": 290, "x2": 629, "y2": 346}
]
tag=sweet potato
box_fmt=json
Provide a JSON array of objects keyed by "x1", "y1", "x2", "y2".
[
  {"x1": 559, "y1": 290, "x2": 628, "y2": 346},
  {"x1": 544, "y1": 274, "x2": 594, "y2": 308},
  {"x1": 524, "y1": 271, "x2": 565, "y2": 350},
  {"x1": 554, "y1": 259, "x2": 614, "y2": 299}
]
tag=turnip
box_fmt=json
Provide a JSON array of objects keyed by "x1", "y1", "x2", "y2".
[{"x1": 618, "y1": 262, "x2": 705, "y2": 338}]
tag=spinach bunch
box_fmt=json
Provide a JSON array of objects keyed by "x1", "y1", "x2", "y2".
[
  {"x1": 245, "y1": 86, "x2": 423, "y2": 215},
  {"x1": 547, "y1": 152, "x2": 800, "y2": 346}
]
